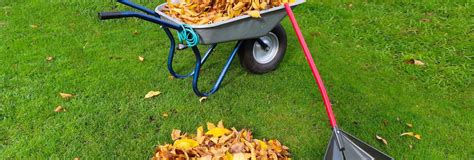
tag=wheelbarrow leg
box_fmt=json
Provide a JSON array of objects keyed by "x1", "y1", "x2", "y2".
[
  {"x1": 167, "y1": 32, "x2": 217, "y2": 79},
  {"x1": 191, "y1": 41, "x2": 243, "y2": 97}
]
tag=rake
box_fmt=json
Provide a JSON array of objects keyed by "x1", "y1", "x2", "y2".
[{"x1": 284, "y1": 4, "x2": 394, "y2": 160}]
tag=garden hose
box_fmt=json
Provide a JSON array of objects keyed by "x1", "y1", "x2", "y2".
[{"x1": 177, "y1": 24, "x2": 199, "y2": 47}]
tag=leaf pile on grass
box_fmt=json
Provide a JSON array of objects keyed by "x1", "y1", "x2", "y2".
[{"x1": 152, "y1": 121, "x2": 291, "y2": 160}]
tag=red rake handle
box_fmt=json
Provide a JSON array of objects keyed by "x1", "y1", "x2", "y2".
[{"x1": 284, "y1": 4, "x2": 337, "y2": 128}]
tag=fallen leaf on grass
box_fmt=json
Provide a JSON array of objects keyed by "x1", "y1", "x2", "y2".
[
  {"x1": 199, "y1": 97, "x2": 207, "y2": 103},
  {"x1": 406, "y1": 123, "x2": 413, "y2": 128},
  {"x1": 162, "y1": 112, "x2": 169, "y2": 118},
  {"x1": 405, "y1": 59, "x2": 425, "y2": 66},
  {"x1": 138, "y1": 56, "x2": 144, "y2": 62},
  {"x1": 46, "y1": 56, "x2": 54, "y2": 61},
  {"x1": 420, "y1": 18, "x2": 432, "y2": 23},
  {"x1": 133, "y1": 30, "x2": 139, "y2": 35},
  {"x1": 74, "y1": 157, "x2": 80, "y2": 160},
  {"x1": 54, "y1": 106, "x2": 65, "y2": 112},
  {"x1": 168, "y1": 75, "x2": 174, "y2": 80},
  {"x1": 59, "y1": 92, "x2": 74, "y2": 99},
  {"x1": 401, "y1": 132, "x2": 422, "y2": 140},
  {"x1": 376, "y1": 135, "x2": 388, "y2": 145},
  {"x1": 30, "y1": 24, "x2": 38, "y2": 28},
  {"x1": 144, "y1": 91, "x2": 161, "y2": 99},
  {"x1": 414, "y1": 134, "x2": 421, "y2": 140},
  {"x1": 400, "y1": 132, "x2": 415, "y2": 137}
]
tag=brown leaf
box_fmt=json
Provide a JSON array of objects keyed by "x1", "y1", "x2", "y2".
[
  {"x1": 133, "y1": 30, "x2": 139, "y2": 35},
  {"x1": 144, "y1": 91, "x2": 161, "y2": 99},
  {"x1": 138, "y1": 56, "x2": 144, "y2": 62},
  {"x1": 171, "y1": 129, "x2": 181, "y2": 140},
  {"x1": 405, "y1": 59, "x2": 425, "y2": 66},
  {"x1": 230, "y1": 142, "x2": 245, "y2": 153},
  {"x1": 59, "y1": 92, "x2": 74, "y2": 99},
  {"x1": 54, "y1": 106, "x2": 65, "y2": 112},
  {"x1": 375, "y1": 135, "x2": 387, "y2": 145}
]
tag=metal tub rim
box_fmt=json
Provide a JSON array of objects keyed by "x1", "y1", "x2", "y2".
[{"x1": 154, "y1": 0, "x2": 306, "y2": 29}]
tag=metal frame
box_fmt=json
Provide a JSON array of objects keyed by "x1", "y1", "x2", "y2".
[{"x1": 99, "y1": 0, "x2": 241, "y2": 96}]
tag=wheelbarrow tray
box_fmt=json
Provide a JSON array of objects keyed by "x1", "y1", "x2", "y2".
[{"x1": 155, "y1": 0, "x2": 305, "y2": 45}]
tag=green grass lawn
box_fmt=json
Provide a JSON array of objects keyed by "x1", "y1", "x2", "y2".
[{"x1": 1, "y1": 0, "x2": 472, "y2": 159}]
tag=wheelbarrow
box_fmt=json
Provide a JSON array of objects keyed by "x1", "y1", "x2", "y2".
[{"x1": 98, "y1": 0, "x2": 305, "y2": 97}]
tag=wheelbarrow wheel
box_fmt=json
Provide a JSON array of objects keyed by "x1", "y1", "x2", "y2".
[{"x1": 239, "y1": 24, "x2": 287, "y2": 74}]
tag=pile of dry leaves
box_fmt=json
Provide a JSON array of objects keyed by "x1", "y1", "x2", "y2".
[
  {"x1": 152, "y1": 121, "x2": 291, "y2": 160},
  {"x1": 162, "y1": 0, "x2": 296, "y2": 24}
]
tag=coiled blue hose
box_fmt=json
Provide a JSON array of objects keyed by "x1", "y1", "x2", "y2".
[{"x1": 177, "y1": 24, "x2": 199, "y2": 47}]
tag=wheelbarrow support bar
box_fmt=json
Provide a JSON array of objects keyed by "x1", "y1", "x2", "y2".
[{"x1": 98, "y1": 11, "x2": 181, "y2": 30}]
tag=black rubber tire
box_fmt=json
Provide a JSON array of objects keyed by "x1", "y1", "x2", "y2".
[{"x1": 238, "y1": 24, "x2": 287, "y2": 74}]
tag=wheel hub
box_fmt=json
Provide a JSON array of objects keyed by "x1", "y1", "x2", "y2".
[{"x1": 253, "y1": 33, "x2": 279, "y2": 64}]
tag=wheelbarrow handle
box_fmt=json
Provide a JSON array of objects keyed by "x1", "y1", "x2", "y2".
[
  {"x1": 99, "y1": 12, "x2": 125, "y2": 20},
  {"x1": 98, "y1": 11, "x2": 182, "y2": 31},
  {"x1": 117, "y1": 0, "x2": 157, "y2": 16}
]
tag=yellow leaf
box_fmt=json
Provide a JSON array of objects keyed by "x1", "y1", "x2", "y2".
[
  {"x1": 225, "y1": 151, "x2": 233, "y2": 160},
  {"x1": 414, "y1": 134, "x2": 421, "y2": 140},
  {"x1": 59, "y1": 92, "x2": 74, "y2": 99},
  {"x1": 260, "y1": 2, "x2": 268, "y2": 10},
  {"x1": 256, "y1": 140, "x2": 268, "y2": 150},
  {"x1": 375, "y1": 135, "x2": 387, "y2": 145},
  {"x1": 247, "y1": 10, "x2": 261, "y2": 18},
  {"x1": 46, "y1": 56, "x2": 54, "y2": 61},
  {"x1": 207, "y1": 122, "x2": 216, "y2": 130},
  {"x1": 196, "y1": 126, "x2": 204, "y2": 137},
  {"x1": 217, "y1": 120, "x2": 224, "y2": 128},
  {"x1": 173, "y1": 139, "x2": 199, "y2": 150},
  {"x1": 251, "y1": 2, "x2": 259, "y2": 10},
  {"x1": 232, "y1": 2, "x2": 245, "y2": 10},
  {"x1": 206, "y1": 128, "x2": 231, "y2": 137},
  {"x1": 138, "y1": 56, "x2": 144, "y2": 62},
  {"x1": 54, "y1": 106, "x2": 65, "y2": 112},
  {"x1": 162, "y1": 112, "x2": 169, "y2": 118},
  {"x1": 400, "y1": 132, "x2": 415, "y2": 137},
  {"x1": 406, "y1": 123, "x2": 413, "y2": 128},
  {"x1": 30, "y1": 24, "x2": 38, "y2": 28},
  {"x1": 144, "y1": 91, "x2": 161, "y2": 99}
]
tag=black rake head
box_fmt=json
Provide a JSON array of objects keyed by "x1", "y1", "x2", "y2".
[{"x1": 325, "y1": 129, "x2": 393, "y2": 160}]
